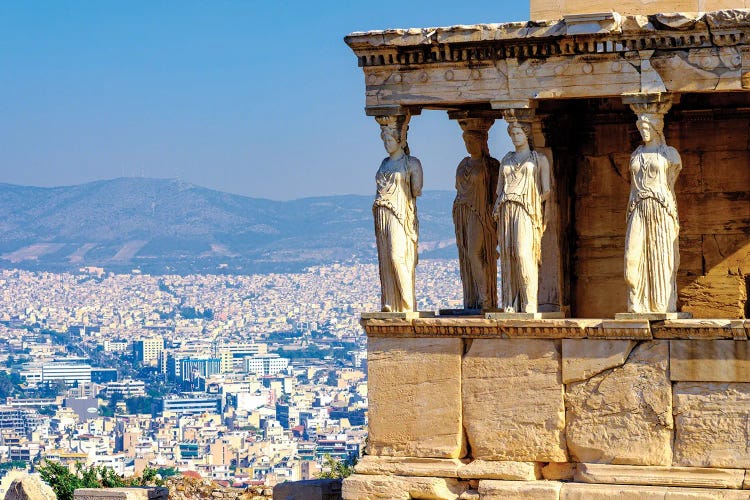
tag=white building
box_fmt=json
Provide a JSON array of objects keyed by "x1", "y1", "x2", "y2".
[{"x1": 244, "y1": 354, "x2": 289, "y2": 377}]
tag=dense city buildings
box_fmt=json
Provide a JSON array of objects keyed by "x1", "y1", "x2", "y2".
[{"x1": 0, "y1": 260, "x2": 462, "y2": 486}]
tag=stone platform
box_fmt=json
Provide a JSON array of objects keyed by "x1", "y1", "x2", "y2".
[{"x1": 345, "y1": 316, "x2": 750, "y2": 499}]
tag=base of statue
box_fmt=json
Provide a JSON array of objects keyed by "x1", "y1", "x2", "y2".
[
  {"x1": 361, "y1": 311, "x2": 436, "y2": 320},
  {"x1": 614, "y1": 312, "x2": 693, "y2": 320},
  {"x1": 438, "y1": 308, "x2": 482, "y2": 316},
  {"x1": 484, "y1": 311, "x2": 567, "y2": 320}
]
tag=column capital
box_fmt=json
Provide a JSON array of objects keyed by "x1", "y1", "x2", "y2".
[{"x1": 622, "y1": 92, "x2": 680, "y2": 115}]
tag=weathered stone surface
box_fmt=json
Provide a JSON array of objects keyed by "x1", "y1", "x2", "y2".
[
  {"x1": 532, "y1": 0, "x2": 720, "y2": 19},
  {"x1": 479, "y1": 480, "x2": 562, "y2": 500},
  {"x1": 273, "y1": 479, "x2": 341, "y2": 500},
  {"x1": 680, "y1": 274, "x2": 747, "y2": 319},
  {"x1": 498, "y1": 319, "x2": 598, "y2": 339},
  {"x1": 342, "y1": 474, "x2": 467, "y2": 500},
  {"x1": 671, "y1": 340, "x2": 750, "y2": 382},
  {"x1": 674, "y1": 382, "x2": 750, "y2": 467},
  {"x1": 457, "y1": 460, "x2": 541, "y2": 480},
  {"x1": 353, "y1": 456, "x2": 466, "y2": 477},
  {"x1": 414, "y1": 318, "x2": 499, "y2": 337},
  {"x1": 361, "y1": 318, "x2": 415, "y2": 336},
  {"x1": 561, "y1": 482, "x2": 750, "y2": 499},
  {"x1": 73, "y1": 488, "x2": 169, "y2": 500},
  {"x1": 565, "y1": 341, "x2": 673, "y2": 465},
  {"x1": 462, "y1": 339, "x2": 567, "y2": 462},
  {"x1": 653, "y1": 319, "x2": 734, "y2": 339},
  {"x1": 562, "y1": 339, "x2": 636, "y2": 383},
  {"x1": 542, "y1": 462, "x2": 577, "y2": 481},
  {"x1": 593, "y1": 320, "x2": 652, "y2": 339},
  {"x1": 367, "y1": 337, "x2": 465, "y2": 458},
  {"x1": 575, "y1": 463, "x2": 745, "y2": 489},
  {"x1": 4, "y1": 476, "x2": 56, "y2": 500}
]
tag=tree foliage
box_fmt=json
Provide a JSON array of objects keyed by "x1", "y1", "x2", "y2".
[
  {"x1": 318, "y1": 454, "x2": 356, "y2": 479},
  {"x1": 37, "y1": 461, "x2": 163, "y2": 500}
]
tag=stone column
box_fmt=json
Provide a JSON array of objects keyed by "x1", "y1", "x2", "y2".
[
  {"x1": 492, "y1": 100, "x2": 565, "y2": 314},
  {"x1": 370, "y1": 110, "x2": 424, "y2": 314},
  {"x1": 447, "y1": 111, "x2": 499, "y2": 311},
  {"x1": 620, "y1": 93, "x2": 684, "y2": 316}
]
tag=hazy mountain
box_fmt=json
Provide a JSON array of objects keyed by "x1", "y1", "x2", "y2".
[{"x1": 0, "y1": 178, "x2": 457, "y2": 274}]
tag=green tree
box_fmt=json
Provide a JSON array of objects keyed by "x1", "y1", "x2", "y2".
[{"x1": 318, "y1": 454, "x2": 357, "y2": 479}]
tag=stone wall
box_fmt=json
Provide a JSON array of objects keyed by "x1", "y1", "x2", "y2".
[
  {"x1": 345, "y1": 322, "x2": 750, "y2": 499},
  {"x1": 531, "y1": 0, "x2": 750, "y2": 20},
  {"x1": 544, "y1": 94, "x2": 750, "y2": 318}
]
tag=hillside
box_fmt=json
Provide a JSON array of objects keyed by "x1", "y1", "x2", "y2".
[{"x1": 0, "y1": 178, "x2": 457, "y2": 274}]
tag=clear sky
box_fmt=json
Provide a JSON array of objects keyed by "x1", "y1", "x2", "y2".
[{"x1": 0, "y1": 1, "x2": 529, "y2": 200}]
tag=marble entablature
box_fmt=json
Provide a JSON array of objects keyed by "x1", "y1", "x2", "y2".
[{"x1": 346, "y1": 10, "x2": 750, "y2": 111}]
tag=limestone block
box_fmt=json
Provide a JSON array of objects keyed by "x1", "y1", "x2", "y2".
[
  {"x1": 561, "y1": 483, "x2": 750, "y2": 499},
  {"x1": 565, "y1": 341, "x2": 673, "y2": 465},
  {"x1": 5, "y1": 476, "x2": 56, "y2": 500},
  {"x1": 561, "y1": 339, "x2": 636, "y2": 383},
  {"x1": 272, "y1": 479, "x2": 341, "y2": 500},
  {"x1": 342, "y1": 474, "x2": 467, "y2": 500},
  {"x1": 456, "y1": 460, "x2": 541, "y2": 480},
  {"x1": 478, "y1": 480, "x2": 562, "y2": 500},
  {"x1": 73, "y1": 488, "x2": 169, "y2": 500},
  {"x1": 702, "y1": 234, "x2": 750, "y2": 277},
  {"x1": 575, "y1": 463, "x2": 745, "y2": 488},
  {"x1": 671, "y1": 341, "x2": 750, "y2": 382},
  {"x1": 462, "y1": 339, "x2": 567, "y2": 462},
  {"x1": 353, "y1": 456, "x2": 466, "y2": 477},
  {"x1": 367, "y1": 337, "x2": 465, "y2": 458},
  {"x1": 679, "y1": 274, "x2": 747, "y2": 319},
  {"x1": 542, "y1": 462, "x2": 577, "y2": 481},
  {"x1": 673, "y1": 382, "x2": 750, "y2": 467}
]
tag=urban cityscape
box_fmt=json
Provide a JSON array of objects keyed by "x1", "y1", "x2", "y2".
[{"x1": 0, "y1": 260, "x2": 462, "y2": 489}]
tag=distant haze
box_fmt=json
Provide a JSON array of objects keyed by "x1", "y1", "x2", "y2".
[
  {"x1": 0, "y1": 1, "x2": 524, "y2": 200},
  {"x1": 0, "y1": 178, "x2": 459, "y2": 274}
]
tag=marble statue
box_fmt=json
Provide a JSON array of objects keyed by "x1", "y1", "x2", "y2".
[
  {"x1": 624, "y1": 103, "x2": 681, "y2": 313},
  {"x1": 373, "y1": 115, "x2": 423, "y2": 313},
  {"x1": 453, "y1": 118, "x2": 499, "y2": 310},
  {"x1": 493, "y1": 120, "x2": 551, "y2": 313}
]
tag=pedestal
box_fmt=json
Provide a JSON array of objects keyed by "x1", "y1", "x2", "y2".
[{"x1": 485, "y1": 311, "x2": 567, "y2": 320}]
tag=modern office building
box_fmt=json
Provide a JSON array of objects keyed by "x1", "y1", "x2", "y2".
[
  {"x1": 41, "y1": 362, "x2": 92, "y2": 386},
  {"x1": 244, "y1": 354, "x2": 289, "y2": 377},
  {"x1": 132, "y1": 337, "x2": 164, "y2": 366},
  {"x1": 161, "y1": 394, "x2": 222, "y2": 416}
]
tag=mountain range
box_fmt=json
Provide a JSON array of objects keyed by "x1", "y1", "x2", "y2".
[{"x1": 0, "y1": 178, "x2": 458, "y2": 274}]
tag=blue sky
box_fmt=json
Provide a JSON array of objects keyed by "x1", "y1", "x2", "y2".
[{"x1": 0, "y1": 1, "x2": 529, "y2": 200}]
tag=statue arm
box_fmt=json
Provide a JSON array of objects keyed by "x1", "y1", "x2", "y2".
[
  {"x1": 409, "y1": 157, "x2": 424, "y2": 198},
  {"x1": 487, "y1": 157, "x2": 500, "y2": 209},
  {"x1": 538, "y1": 153, "x2": 551, "y2": 202},
  {"x1": 665, "y1": 146, "x2": 682, "y2": 187},
  {"x1": 492, "y1": 161, "x2": 505, "y2": 220}
]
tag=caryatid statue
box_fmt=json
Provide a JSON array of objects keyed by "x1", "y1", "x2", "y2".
[
  {"x1": 373, "y1": 115, "x2": 424, "y2": 313},
  {"x1": 493, "y1": 118, "x2": 551, "y2": 313},
  {"x1": 624, "y1": 99, "x2": 681, "y2": 313},
  {"x1": 453, "y1": 118, "x2": 499, "y2": 310}
]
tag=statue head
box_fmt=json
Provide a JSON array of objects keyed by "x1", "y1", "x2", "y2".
[
  {"x1": 376, "y1": 115, "x2": 410, "y2": 155},
  {"x1": 507, "y1": 121, "x2": 532, "y2": 150},
  {"x1": 458, "y1": 118, "x2": 493, "y2": 157},
  {"x1": 636, "y1": 113, "x2": 665, "y2": 144}
]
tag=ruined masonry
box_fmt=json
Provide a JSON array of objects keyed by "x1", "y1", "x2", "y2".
[{"x1": 343, "y1": 0, "x2": 750, "y2": 498}]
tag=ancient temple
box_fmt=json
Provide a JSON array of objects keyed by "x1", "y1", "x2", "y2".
[{"x1": 343, "y1": 0, "x2": 750, "y2": 498}]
